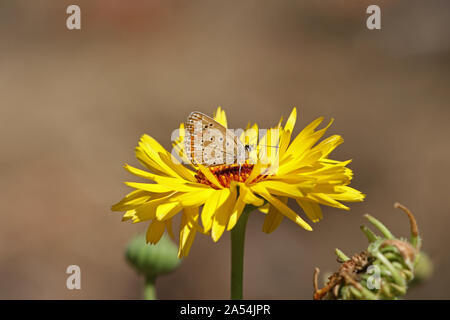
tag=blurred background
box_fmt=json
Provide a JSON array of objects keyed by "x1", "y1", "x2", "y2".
[{"x1": 0, "y1": 0, "x2": 449, "y2": 299}]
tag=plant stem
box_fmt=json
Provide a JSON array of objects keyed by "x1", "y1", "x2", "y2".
[
  {"x1": 230, "y1": 206, "x2": 252, "y2": 300},
  {"x1": 144, "y1": 276, "x2": 156, "y2": 300},
  {"x1": 364, "y1": 214, "x2": 394, "y2": 239},
  {"x1": 335, "y1": 248, "x2": 350, "y2": 262}
]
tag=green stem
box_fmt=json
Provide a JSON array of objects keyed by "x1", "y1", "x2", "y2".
[
  {"x1": 364, "y1": 214, "x2": 394, "y2": 239},
  {"x1": 230, "y1": 206, "x2": 252, "y2": 300},
  {"x1": 144, "y1": 276, "x2": 156, "y2": 300},
  {"x1": 360, "y1": 225, "x2": 378, "y2": 243},
  {"x1": 335, "y1": 248, "x2": 350, "y2": 262}
]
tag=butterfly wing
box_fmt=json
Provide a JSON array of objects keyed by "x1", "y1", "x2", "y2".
[{"x1": 185, "y1": 112, "x2": 245, "y2": 166}]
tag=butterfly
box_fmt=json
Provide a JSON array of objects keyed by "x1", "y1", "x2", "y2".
[{"x1": 184, "y1": 112, "x2": 253, "y2": 167}]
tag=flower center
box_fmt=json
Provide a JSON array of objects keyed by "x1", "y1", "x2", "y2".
[{"x1": 195, "y1": 163, "x2": 256, "y2": 188}]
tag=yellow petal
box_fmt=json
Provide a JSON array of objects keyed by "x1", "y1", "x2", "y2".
[
  {"x1": 331, "y1": 186, "x2": 365, "y2": 202},
  {"x1": 178, "y1": 207, "x2": 199, "y2": 258},
  {"x1": 307, "y1": 193, "x2": 349, "y2": 210},
  {"x1": 158, "y1": 151, "x2": 197, "y2": 182},
  {"x1": 123, "y1": 163, "x2": 156, "y2": 180},
  {"x1": 122, "y1": 209, "x2": 136, "y2": 221},
  {"x1": 179, "y1": 207, "x2": 199, "y2": 249},
  {"x1": 135, "y1": 145, "x2": 168, "y2": 177},
  {"x1": 255, "y1": 180, "x2": 304, "y2": 198},
  {"x1": 131, "y1": 192, "x2": 177, "y2": 223},
  {"x1": 262, "y1": 197, "x2": 287, "y2": 233},
  {"x1": 138, "y1": 135, "x2": 182, "y2": 178},
  {"x1": 124, "y1": 182, "x2": 174, "y2": 193},
  {"x1": 241, "y1": 123, "x2": 259, "y2": 147},
  {"x1": 291, "y1": 116, "x2": 324, "y2": 145},
  {"x1": 170, "y1": 188, "x2": 215, "y2": 207},
  {"x1": 245, "y1": 162, "x2": 263, "y2": 184},
  {"x1": 258, "y1": 203, "x2": 270, "y2": 214},
  {"x1": 184, "y1": 206, "x2": 206, "y2": 234},
  {"x1": 137, "y1": 134, "x2": 196, "y2": 181},
  {"x1": 252, "y1": 184, "x2": 312, "y2": 231},
  {"x1": 201, "y1": 191, "x2": 223, "y2": 232},
  {"x1": 227, "y1": 188, "x2": 247, "y2": 231},
  {"x1": 296, "y1": 199, "x2": 323, "y2": 223},
  {"x1": 197, "y1": 164, "x2": 223, "y2": 189},
  {"x1": 257, "y1": 129, "x2": 280, "y2": 165},
  {"x1": 146, "y1": 220, "x2": 166, "y2": 244},
  {"x1": 284, "y1": 107, "x2": 297, "y2": 133},
  {"x1": 285, "y1": 118, "x2": 334, "y2": 159},
  {"x1": 172, "y1": 123, "x2": 195, "y2": 169},
  {"x1": 211, "y1": 188, "x2": 236, "y2": 241},
  {"x1": 156, "y1": 202, "x2": 182, "y2": 220},
  {"x1": 276, "y1": 115, "x2": 284, "y2": 127},
  {"x1": 240, "y1": 183, "x2": 264, "y2": 206},
  {"x1": 125, "y1": 180, "x2": 202, "y2": 193},
  {"x1": 123, "y1": 167, "x2": 207, "y2": 192},
  {"x1": 278, "y1": 128, "x2": 292, "y2": 158},
  {"x1": 213, "y1": 106, "x2": 228, "y2": 127},
  {"x1": 111, "y1": 190, "x2": 151, "y2": 211},
  {"x1": 313, "y1": 135, "x2": 344, "y2": 159}
]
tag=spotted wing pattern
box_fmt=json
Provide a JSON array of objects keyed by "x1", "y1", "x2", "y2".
[{"x1": 184, "y1": 112, "x2": 245, "y2": 166}]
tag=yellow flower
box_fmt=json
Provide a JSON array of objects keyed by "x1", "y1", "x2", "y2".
[{"x1": 112, "y1": 107, "x2": 365, "y2": 258}]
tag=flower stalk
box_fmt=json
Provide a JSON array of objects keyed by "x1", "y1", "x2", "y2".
[
  {"x1": 144, "y1": 276, "x2": 156, "y2": 300},
  {"x1": 230, "y1": 205, "x2": 253, "y2": 300}
]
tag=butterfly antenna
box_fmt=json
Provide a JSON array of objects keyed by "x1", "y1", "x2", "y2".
[{"x1": 253, "y1": 143, "x2": 280, "y2": 149}]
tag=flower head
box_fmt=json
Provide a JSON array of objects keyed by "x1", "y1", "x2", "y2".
[
  {"x1": 313, "y1": 203, "x2": 426, "y2": 300},
  {"x1": 112, "y1": 107, "x2": 365, "y2": 257}
]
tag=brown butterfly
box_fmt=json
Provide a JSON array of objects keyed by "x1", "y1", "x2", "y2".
[{"x1": 184, "y1": 112, "x2": 252, "y2": 167}]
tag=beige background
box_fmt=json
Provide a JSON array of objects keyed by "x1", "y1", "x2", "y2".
[{"x1": 0, "y1": 0, "x2": 449, "y2": 299}]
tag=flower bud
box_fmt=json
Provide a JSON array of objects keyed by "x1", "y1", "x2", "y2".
[{"x1": 126, "y1": 233, "x2": 181, "y2": 279}]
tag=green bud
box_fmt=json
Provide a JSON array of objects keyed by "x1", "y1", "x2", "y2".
[
  {"x1": 125, "y1": 233, "x2": 181, "y2": 299},
  {"x1": 411, "y1": 251, "x2": 433, "y2": 286}
]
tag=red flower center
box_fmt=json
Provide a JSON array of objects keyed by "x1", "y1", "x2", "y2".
[{"x1": 195, "y1": 164, "x2": 258, "y2": 188}]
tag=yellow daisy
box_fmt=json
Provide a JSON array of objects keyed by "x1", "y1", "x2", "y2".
[{"x1": 112, "y1": 107, "x2": 365, "y2": 258}]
